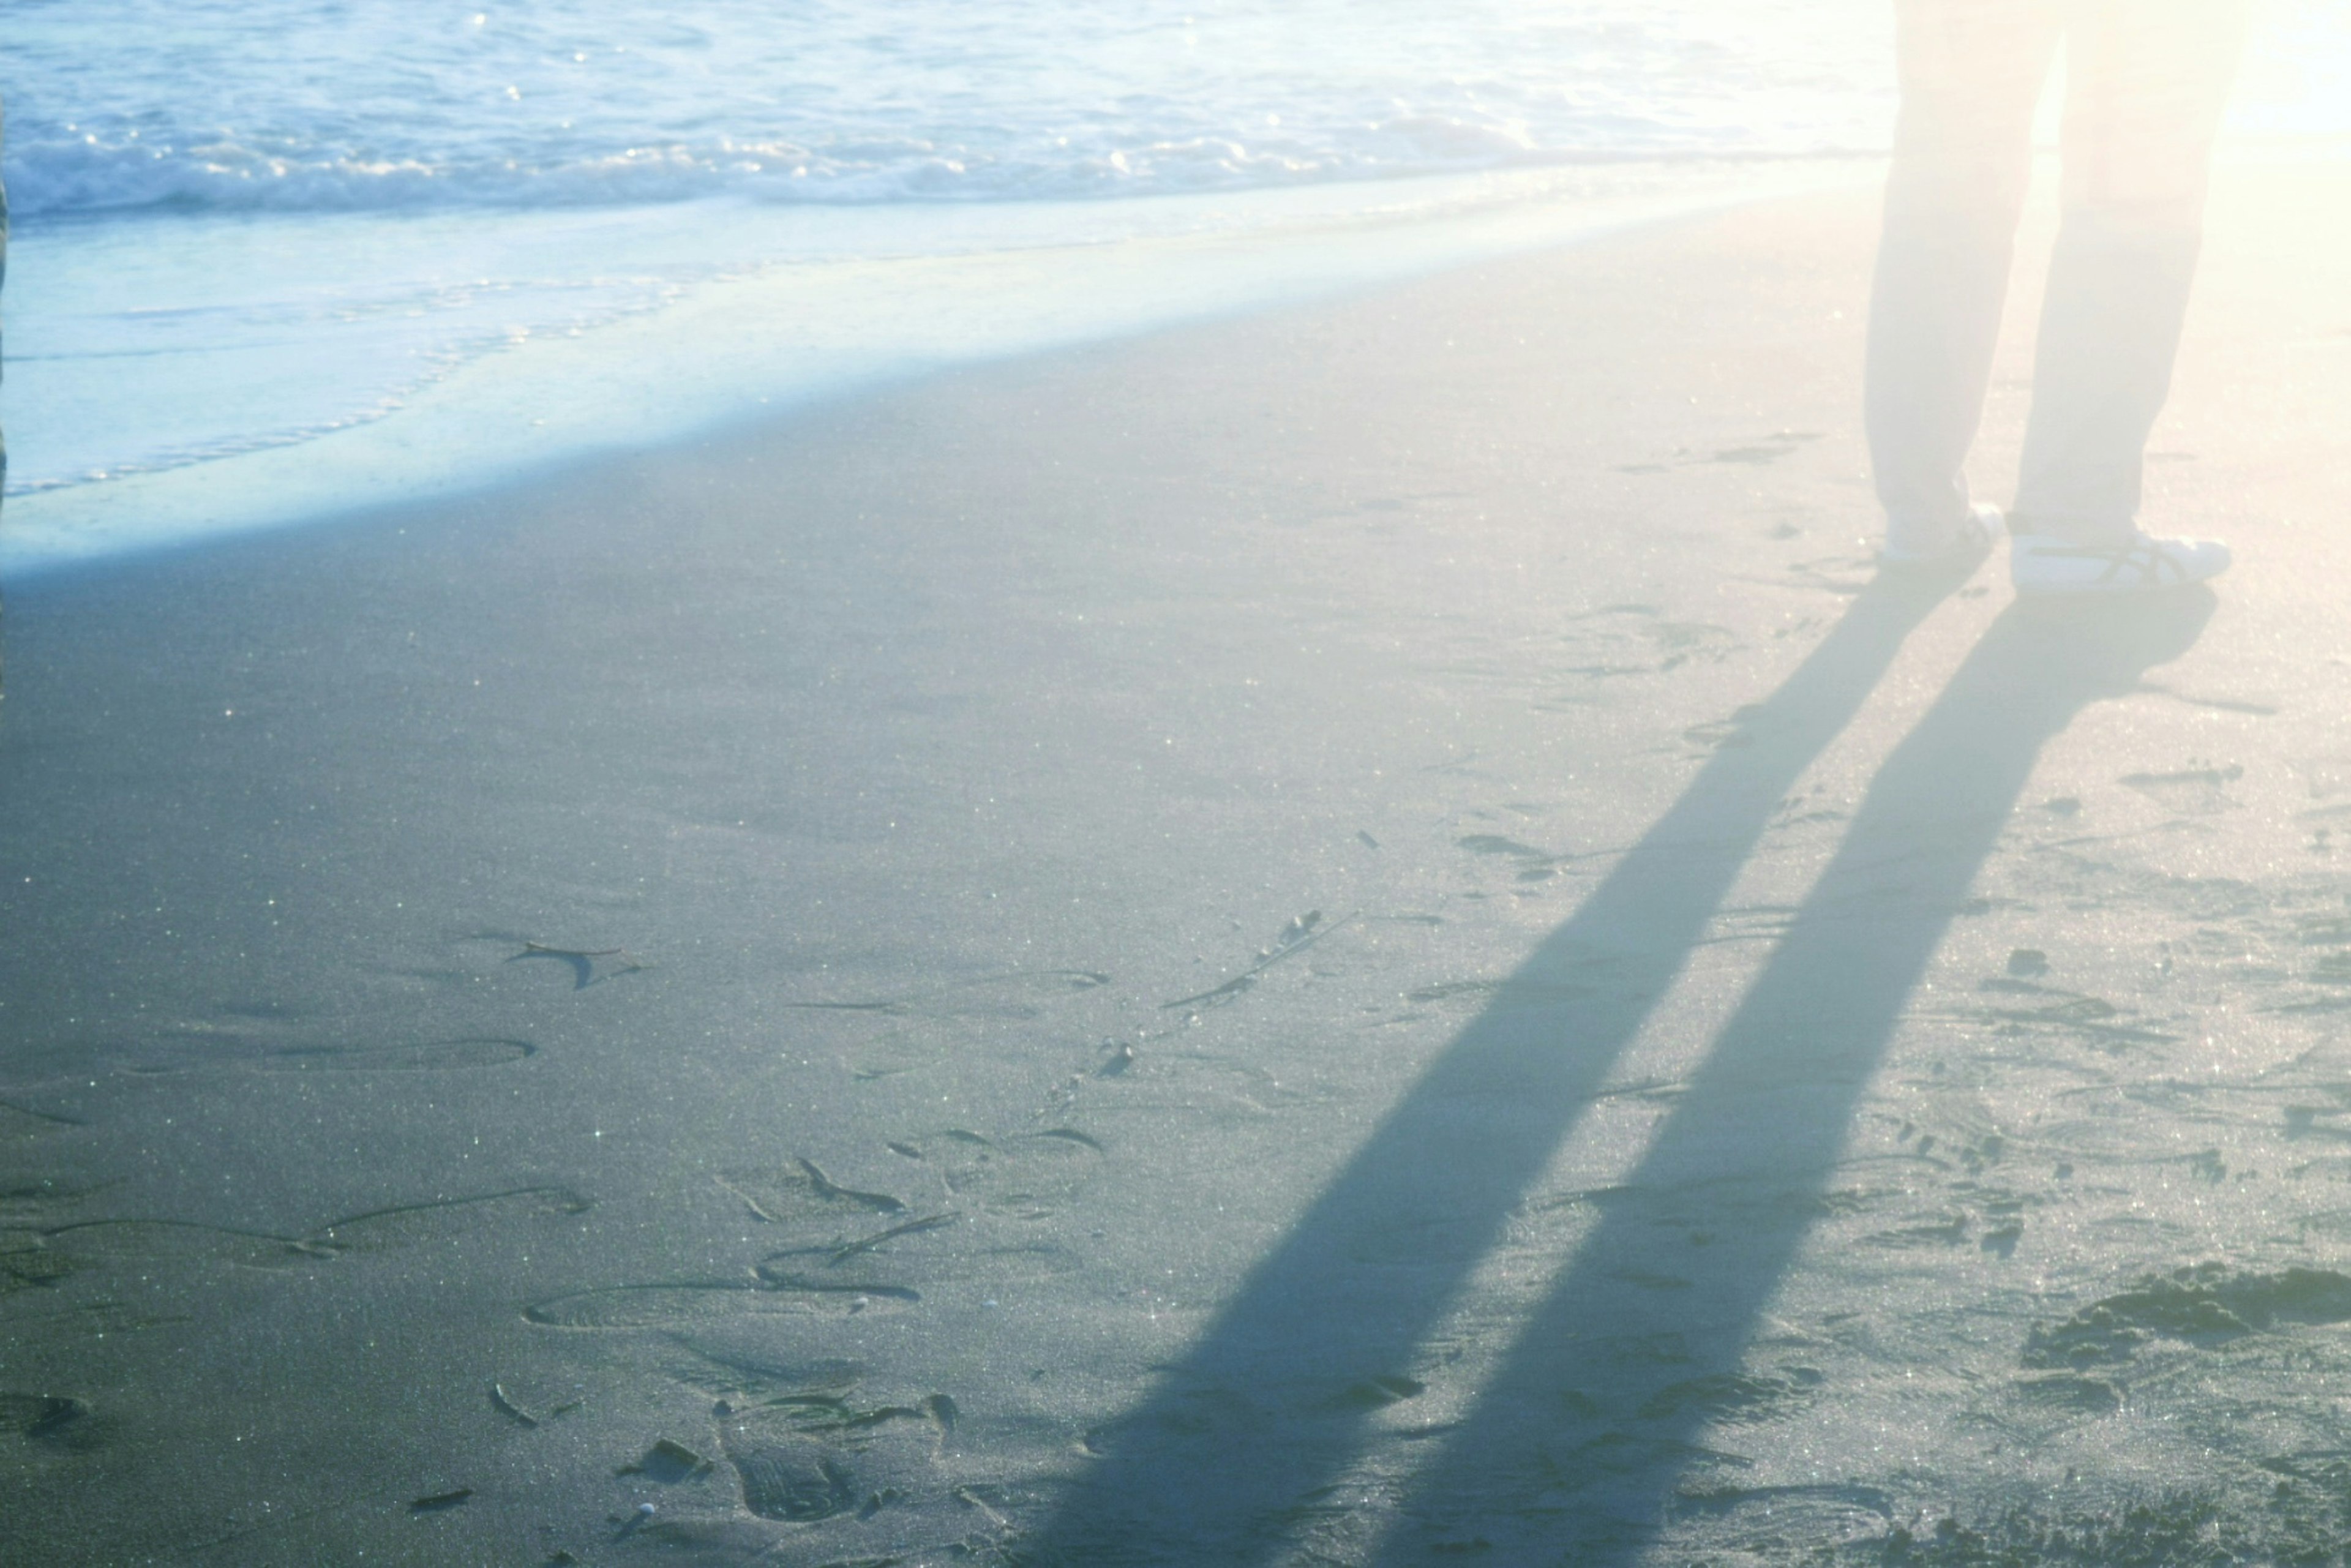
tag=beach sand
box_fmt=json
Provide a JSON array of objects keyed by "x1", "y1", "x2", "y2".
[{"x1": 5, "y1": 165, "x2": 2351, "y2": 1565}]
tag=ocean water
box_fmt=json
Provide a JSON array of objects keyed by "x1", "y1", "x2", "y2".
[{"x1": 2, "y1": 0, "x2": 2346, "y2": 570}]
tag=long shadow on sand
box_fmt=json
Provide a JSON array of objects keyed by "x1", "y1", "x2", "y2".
[
  {"x1": 1025, "y1": 569, "x2": 2202, "y2": 1566},
  {"x1": 1357, "y1": 590, "x2": 2216, "y2": 1564}
]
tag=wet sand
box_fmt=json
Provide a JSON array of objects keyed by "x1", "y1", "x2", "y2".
[{"x1": 5, "y1": 166, "x2": 2351, "y2": 1565}]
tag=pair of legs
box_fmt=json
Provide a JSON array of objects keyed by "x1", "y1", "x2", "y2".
[{"x1": 1867, "y1": 0, "x2": 2249, "y2": 563}]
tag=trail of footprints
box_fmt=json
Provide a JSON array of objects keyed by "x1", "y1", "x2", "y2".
[
  {"x1": 4, "y1": 952, "x2": 1141, "y2": 1548},
  {"x1": 514, "y1": 1128, "x2": 1108, "y2": 1547},
  {"x1": 720, "y1": 1390, "x2": 960, "y2": 1524},
  {"x1": 4, "y1": 1061, "x2": 1104, "y2": 1548},
  {"x1": 577, "y1": 1348, "x2": 982, "y2": 1542},
  {"x1": 525, "y1": 1131, "x2": 1106, "y2": 1331}
]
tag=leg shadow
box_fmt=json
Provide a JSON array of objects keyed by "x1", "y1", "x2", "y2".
[
  {"x1": 1367, "y1": 588, "x2": 2216, "y2": 1565},
  {"x1": 1024, "y1": 568, "x2": 1983, "y2": 1565}
]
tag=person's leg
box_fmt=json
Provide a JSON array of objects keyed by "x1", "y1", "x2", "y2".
[
  {"x1": 1866, "y1": 0, "x2": 2062, "y2": 560},
  {"x1": 2009, "y1": 0, "x2": 2249, "y2": 549}
]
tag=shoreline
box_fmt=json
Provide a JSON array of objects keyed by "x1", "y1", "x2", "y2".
[
  {"x1": 13, "y1": 141, "x2": 2341, "y2": 585},
  {"x1": 0, "y1": 157, "x2": 1871, "y2": 579}
]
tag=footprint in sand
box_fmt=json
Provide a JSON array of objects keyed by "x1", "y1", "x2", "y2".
[
  {"x1": 713, "y1": 1158, "x2": 910, "y2": 1247},
  {"x1": 504, "y1": 940, "x2": 652, "y2": 989},
  {"x1": 754, "y1": 1212, "x2": 960, "y2": 1274},
  {"x1": 1163, "y1": 912, "x2": 1349, "y2": 1011},
  {"x1": 1, "y1": 1393, "x2": 91, "y2": 1447},
  {"x1": 2022, "y1": 1264, "x2": 2351, "y2": 1369},
  {"x1": 889, "y1": 1129, "x2": 1104, "y2": 1220},
  {"x1": 719, "y1": 1391, "x2": 957, "y2": 1523},
  {"x1": 659, "y1": 1341, "x2": 864, "y2": 1405},
  {"x1": 1455, "y1": 833, "x2": 1562, "y2": 876}
]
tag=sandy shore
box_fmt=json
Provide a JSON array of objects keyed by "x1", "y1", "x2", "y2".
[{"x1": 6, "y1": 165, "x2": 2351, "y2": 1566}]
